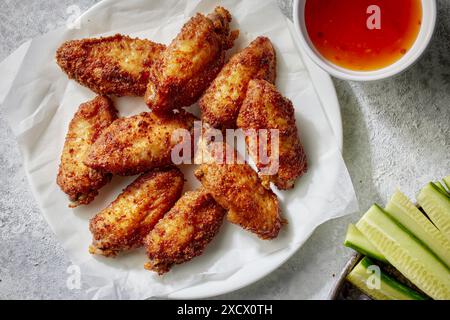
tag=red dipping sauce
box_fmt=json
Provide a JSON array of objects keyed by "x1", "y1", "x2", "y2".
[{"x1": 305, "y1": 0, "x2": 422, "y2": 71}]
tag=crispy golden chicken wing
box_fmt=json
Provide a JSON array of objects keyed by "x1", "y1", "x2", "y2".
[
  {"x1": 199, "y1": 36, "x2": 276, "y2": 129},
  {"x1": 237, "y1": 79, "x2": 308, "y2": 190},
  {"x1": 84, "y1": 110, "x2": 196, "y2": 176},
  {"x1": 194, "y1": 141, "x2": 283, "y2": 240},
  {"x1": 57, "y1": 96, "x2": 117, "y2": 207},
  {"x1": 145, "y1": 7, "x2": 238, "y2": 114},
  {"x1": 89, "y1": 167, "x2": 184, "y2": 257},
  {"x1": 144, "y1": 188, "x2": 225, "y2": 274},
  {"x1": 56, "y1": 34, "x2": 165, "y2": 96}
]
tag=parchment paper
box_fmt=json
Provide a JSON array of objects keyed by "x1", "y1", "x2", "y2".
[{"x1": 0, "y1": 0, "x2": 358, "y2": 299}]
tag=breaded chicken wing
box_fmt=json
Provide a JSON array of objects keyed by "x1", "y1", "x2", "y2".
[
  {"x1": 200, "y1": 37, "x2": 276, "y2": 129},
  {"x1": 84, "y1": 110, "x2": 196, "y2": 176},
  {"x1": 57, "y1": 96, "x2": 117, "y2": 207},
  {"x1": 56, "y1": 34, "x2": 165, "y2": 96},
  {"x1": 144, "y1": 188, "x2": 225, "y2": 274},
  {"x1": 145, "y1": 7, "x2": 238, "y2": 114},
  {"x1": 194, "y1": 141, "x2": 283, "y2": 240},
  {"x1": 237, "y1": 79, "x2": 308, "y2": 190},
  {"x1": 89, "y1": 167, "x2": 184, "y2": 257}
]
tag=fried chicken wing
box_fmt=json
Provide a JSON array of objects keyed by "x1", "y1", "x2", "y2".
[
  {"x1": 57, "y1": 96, "x2": 118, "y2": 207},
  {"x1": 144, "y1": 188, "x2": 225, "y2": 274},
  {"x1": 194, "y1": 141, "x2": 283, "y2": 240},
  {"x1": 56, "y1": 34, "x2": 166, "y2": 96},
  {"x1": 237, "y1": 79, "x2": 308, "y2": 190},
  {"x1": 199, "y1": 37, "x2": 276, "y2": 129},
  {"x1": 89, "y1": 167, "x2": 184, "y2": 257},
  {"x1": 84, "y1": 110, "x2": 196, "y2": 176},
  {"x1": 145, "y1": 7, "x2": 238, "y2": 114}
]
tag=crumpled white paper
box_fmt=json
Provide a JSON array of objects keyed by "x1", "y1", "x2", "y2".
[{"x1": 0, "y1": 0, "x2": 358, "y2": 299}]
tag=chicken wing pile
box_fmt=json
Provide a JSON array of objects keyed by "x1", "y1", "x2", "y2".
[{"x1": 55, "y1": 5, "x2": 308, "y2": 274}]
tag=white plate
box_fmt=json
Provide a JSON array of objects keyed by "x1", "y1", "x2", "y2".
[
  {"x1": 0, "y1": 0, "x2": 352, "y2": 300},
  {"x1": 71, "y1": 1, "x2": 343, "y2": 299}
]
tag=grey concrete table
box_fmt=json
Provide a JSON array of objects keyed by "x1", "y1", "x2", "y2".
[{"x1": 0, "y1": 0, "x2": 449, "y2": 300}]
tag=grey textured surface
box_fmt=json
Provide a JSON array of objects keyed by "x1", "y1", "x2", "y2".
[{"x1": 0, "y1": 0, "x2": 449, "y2": 300}]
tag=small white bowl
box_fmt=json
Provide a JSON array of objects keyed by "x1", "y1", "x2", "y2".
[{"x1": 293, "y1": 0, "x2": 437, "y2": 81}]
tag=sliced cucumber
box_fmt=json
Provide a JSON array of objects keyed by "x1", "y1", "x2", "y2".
[
  {"x1": 417, "y1": 182, "x2": 450, "y2": 242},
  {"x1": 385, "y1": 190, "x2": 450, "y2": 269},
  {"x1": 435, "y1": 181, "x2": 449, "y2": 196},
  {"x1": 344, "y1": 224, "x2": 387, "y2": 262},
  {"x1": 356, "y1": 204, "x2": 450, "y2": 300},
  {"x1": 444, "y1": 176, "x2": 450, "y2": 191},
  {"x1": 346, "y1": 257, "x2": 428, "y2": 300}
]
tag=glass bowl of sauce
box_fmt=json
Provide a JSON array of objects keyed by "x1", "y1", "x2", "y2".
[{"x1": 293, "y1": 0, "x2": 437, "y2": 81}]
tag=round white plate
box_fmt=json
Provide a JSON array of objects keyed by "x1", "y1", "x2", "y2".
[{"x1": 77, "y1": 1, "x2": 343, "y2": 299}]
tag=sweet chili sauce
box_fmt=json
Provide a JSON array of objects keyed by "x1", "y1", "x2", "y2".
[{"x1": 305, "y1": 0, "x2": 422, "y2": 71}]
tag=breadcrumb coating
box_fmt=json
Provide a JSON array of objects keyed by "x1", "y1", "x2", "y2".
[
  {"x1": 56, "y1": 34, "x2": 165, "y2": 96},
  {"x1": 57, "y1": 95, "x2": 117, "y2": 207}
]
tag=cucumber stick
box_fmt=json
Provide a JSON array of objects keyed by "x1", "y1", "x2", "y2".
[
  {"x1": 344, "y1": 224, "x2": 387, "y2": 262},
  {"x1": 356, "y1": 205, "x2": 450, "y2": 300},
  {"x1": 385, "y1": 190, "x2": 450, "y2": 269},
  {"x1": 417, "y1": 183, "x2": 450, "y2": 242},
  {"x1": 346, "y1": 257, "x2": 428, "y2": 300}
]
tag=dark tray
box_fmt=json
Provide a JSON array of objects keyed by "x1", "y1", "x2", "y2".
[{"x1": 328, "y1": 253, "x2": 428, "y2": 300}]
